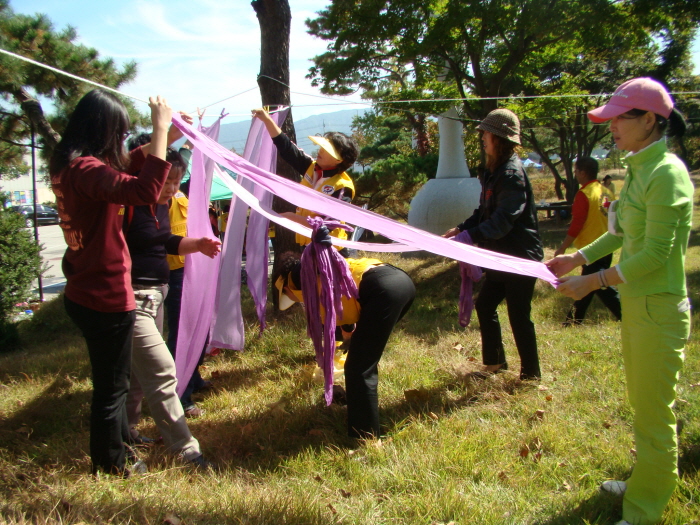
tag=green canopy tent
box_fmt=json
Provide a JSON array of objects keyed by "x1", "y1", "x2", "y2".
[{"x1": 181, "y1": 162, "x2": 236, "y2": 201}]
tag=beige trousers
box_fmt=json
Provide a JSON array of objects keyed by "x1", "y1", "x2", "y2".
[{"x1": 126, "y1": 284, "x2": 201, "y2": 461}]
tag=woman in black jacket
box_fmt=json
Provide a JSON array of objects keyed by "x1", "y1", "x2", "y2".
[{"x1": 444, "y1": 109, "x2": 543, "y2": 380}]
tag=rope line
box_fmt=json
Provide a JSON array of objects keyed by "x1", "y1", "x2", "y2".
[
  {"x1": 3, "y1": 48, "x2": 699, "y2": 117},
  {"x1": 0, "y1": 48, "x2": 148, "y2": 104}
]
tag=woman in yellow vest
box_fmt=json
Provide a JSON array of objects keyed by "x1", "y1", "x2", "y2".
[
  {"x1": 554, "y1": 156, "x2": 621, "y2": 324},
  {"x1": 251, "y1": 107, "x2": 358, "y2": 251},
  {"x1": 275, "y1": 231, "x2": 415, "y2": 439}
]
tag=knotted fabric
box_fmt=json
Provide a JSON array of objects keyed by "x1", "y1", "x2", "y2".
[{"x1": 300, "y1": 217, "x2": 357, "y2": 405}]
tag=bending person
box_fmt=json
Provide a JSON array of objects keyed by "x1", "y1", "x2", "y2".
[
  {"x1": 547, "y1": 77, "x2": 693, "y2": 525},
  {"x1": 50, "y1": 89, "x2": 172, "y2": 476},
  {"x1": 124, "y1": 147, "x2": 220, "y2": 469},
  {"x1": 444, "y1": 109, "x2": 543, "y2": 380},
  {"x1": 275, "y1": 224, "x2": 415, "y2": 438}
]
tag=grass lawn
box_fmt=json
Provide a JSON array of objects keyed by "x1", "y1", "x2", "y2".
[{"x1": 1, "y1": 172, "x2": 699, "y2": 524}]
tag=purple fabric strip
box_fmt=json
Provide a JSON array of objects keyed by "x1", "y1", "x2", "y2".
[
  {"x1": 245, "y1": 109, "x2": 288, "y2": 333},
  {"x1": 209, "y1": 162, "x2": 245, "y2": 351},
  {"x1": 301, "y1": 217, "x2": 357, "y2": 405},
  {"x1": 209, "y1": 110, "x2": 288, "y2": 351},
  {"x1": 453, "y1": 230, "x2": 482, "y2": 327},
  {"x1": 175, "y1": 118, "x2": 223, "y2": 397},
  {"x1": 171, "y1": 114, "x2": 558, "y2": 286}
]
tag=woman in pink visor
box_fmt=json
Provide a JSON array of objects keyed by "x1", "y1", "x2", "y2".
[{"x1": 547, "y1": 78, "x2": 693, "y2": 525}]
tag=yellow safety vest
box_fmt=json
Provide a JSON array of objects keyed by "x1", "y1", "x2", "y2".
[
  {"x1": 295, "y1": 162, "x2": 355, "y2": 246},
  {"x1": 167, "y1": 191, "x2": 188, "y2": 270},
  {"x1": 574, "y1": 181, "x2": 613, "y2": 249}
]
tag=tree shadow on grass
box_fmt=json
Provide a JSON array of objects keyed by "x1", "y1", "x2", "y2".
[
  {"x1": 532, "y1": 490, "x2": 623, "y2": 525},
  {"x1": 0, "y1": 374, "x2": 91, "y2": 463}
]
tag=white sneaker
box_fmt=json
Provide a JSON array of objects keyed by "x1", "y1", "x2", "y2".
[{"x1": 601, "y1": 480, "x2": 627, "y2": 495}]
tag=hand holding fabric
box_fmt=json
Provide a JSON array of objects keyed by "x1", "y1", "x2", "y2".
[
  {"x1": 545, "y1": 252, "x2": 584, "y2": 278},
  {"x1": 556, "y1": 274, "x2": 599, "y2": 300},
  {"x1": 443, "y1": 227, "x2": 460, "y2": 238},
  {"x1": 167, "y1": 111, "x2": 193, "y2": 145}
]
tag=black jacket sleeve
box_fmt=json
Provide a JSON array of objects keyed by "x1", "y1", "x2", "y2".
[
  {"x1": 467, "y1": 169, "x2": 527, "y2": 244},
  {"x1": 271, "y1": 133, "x2": 314, "y2": 176}
]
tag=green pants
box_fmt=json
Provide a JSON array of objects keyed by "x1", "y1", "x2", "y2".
[{"x1": 620, "y1": 293, "x2": 690, "y2": 525}]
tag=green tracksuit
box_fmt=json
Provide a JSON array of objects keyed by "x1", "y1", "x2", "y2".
[{"x1": 581, "y1": 139, "x2": 693, "y2": 524}]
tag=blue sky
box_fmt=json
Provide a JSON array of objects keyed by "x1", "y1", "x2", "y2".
[{"x1": 11, "y1": 1, "x2": 700, "y2": 122}]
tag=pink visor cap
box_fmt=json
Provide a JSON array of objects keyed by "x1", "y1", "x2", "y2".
[{"x1": 588, "y1": 77, "x2": 674, "y2": 123}]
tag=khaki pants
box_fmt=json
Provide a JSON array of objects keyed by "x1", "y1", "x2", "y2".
[
  {"x1": 126, "y1": 284, "x2": 201, "y2": 461},
  {"x1": 621, "y1": 293, "x2": 690, "y2": 525}
]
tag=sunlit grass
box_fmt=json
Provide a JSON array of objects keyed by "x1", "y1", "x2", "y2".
[{"x1": 1, "y1": 174, "x2": 699, "y2": 524}]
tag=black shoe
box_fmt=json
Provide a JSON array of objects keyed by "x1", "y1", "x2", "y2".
[
  {"x1": 332, "y1": 384, "x2": 347, "y2": 405},
  {"x1": 130, "y1": 434, "x2": 156, "y2": 446},
  {"x1": 189, "y1": 454, "x2": 217, "y2": 471}
]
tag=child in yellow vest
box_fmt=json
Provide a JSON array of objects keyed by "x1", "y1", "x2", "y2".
[{"x1": 251, "y1": 108, "x2": 358, "y2": 250}]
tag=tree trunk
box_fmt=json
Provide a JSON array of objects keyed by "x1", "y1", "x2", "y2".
[{"x1": 252, "y1": 0, "x2": 300, "y2": 308}]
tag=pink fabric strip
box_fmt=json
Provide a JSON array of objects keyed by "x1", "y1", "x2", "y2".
[
  {"x1": 175, "y1": 118, "x2": 223, "y2": 397},
  {"x1": 171, "y1": 114, "x2": 558, "y2": 286}
]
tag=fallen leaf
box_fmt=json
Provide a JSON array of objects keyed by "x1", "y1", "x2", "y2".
[
  {"x1": 428, "y1": 412, "x2": 439, "y2": 421},
  {"x1": 210, "y1": 370, "x2": 221, "y2": 379},
  {"x1": 497, "y1": 471, "x2": 508, "y2": 481},
  {"x1": 376, "y1": 493, "x2": 389, "y2": 502},
  {"x1": 545, "y1": 394, "x2": 553, "y2": 402},
  {"x1": 16, "y1": 400, "x2": 24, "y2": 407},
  {"x1": 340, "y1": 488, "x2": 351, "y2": 498},
  {"x1": 552, "y1": 376, "x2": 557, "y2": 382},
  {"x1": 467, "y1": 356, "x2": 476, "y2": 362},
  {"x1": 314, "y1": 475, "x2": 323, "y2": 483},
  {"x1": 163, "y1": 512, "x2": 182, "y2": 525},
  {"x1": 602, "y1": 421, "x2": 612, "y2": 429},
  {"x1": 538, "y1": 385, "x2": 549, "y2": 391},
  {"x1": 533, "y1": 451, "x2": 542, "y2": 462},
  {"x1": 530, "y1": 409, "x2": 545, "y2": 421},
  {"x1": 453, "y1": 343, "x2": 464, "y2": 352},
  {"x1": 327, "y1": 503, "x2": 337, "y2": 514},
  {"x1": 562, "y1": 481, "x2": 571, "y2": 491},
  {"x1": 519, "y1": 445, "x2": 530, "y2": 458},
  {"x1": 404, "y1": 389, "x2": 430, "y2": 403}
]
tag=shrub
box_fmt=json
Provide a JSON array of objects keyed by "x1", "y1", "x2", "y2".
[{"x1": 0, "y1": 207, "x2": 43, "y2": 323}]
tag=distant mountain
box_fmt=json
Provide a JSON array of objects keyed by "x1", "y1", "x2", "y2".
[{"x1": 217, "y1": 108, "x2": 369, "y2": 154}]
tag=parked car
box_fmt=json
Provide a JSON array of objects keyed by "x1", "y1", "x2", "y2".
[{"x1": 10, "y1": 204, "x2": 60, "y2": 227}]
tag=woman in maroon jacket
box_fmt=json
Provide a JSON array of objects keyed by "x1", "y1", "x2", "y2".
[{"x1": 50, "y1": 89, "x2": 173, "y2": 476}]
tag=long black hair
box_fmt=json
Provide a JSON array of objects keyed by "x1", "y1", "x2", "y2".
[{"x1": 50, "y1": 89, "x2": 131, "y2": 174}]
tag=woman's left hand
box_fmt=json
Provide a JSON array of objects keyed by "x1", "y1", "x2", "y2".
[
  {"x1": 197, "y1": 237, "x2": 222, "y2": 258},
  {"x1": 556, "y1": 274, "x2": 599, "y2": 300}
]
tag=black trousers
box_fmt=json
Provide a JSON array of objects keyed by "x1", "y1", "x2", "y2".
[
  {"x1": 64, "y1": 296, "x2": 135, "y2": 474},
  {"x1": 344, "y1": 265, "x2": 415, "y2": 438},
  {"x1": 475, "y1": 272, "x2": 541, "y2": 379},
  {"x1": 565, "y1": 253, "x2": 622, "y2": 324}
]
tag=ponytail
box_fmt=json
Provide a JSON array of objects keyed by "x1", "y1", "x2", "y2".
[{"x1": 664, "y1": 108, "x2": 686, "y2": 139}]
